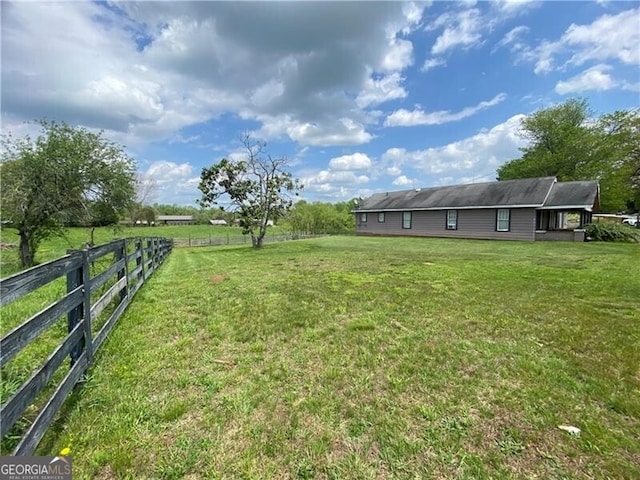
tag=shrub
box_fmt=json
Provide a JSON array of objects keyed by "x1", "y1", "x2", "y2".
[{"x1": 585, "y1": 222, "x2": 640, "y2": 242}]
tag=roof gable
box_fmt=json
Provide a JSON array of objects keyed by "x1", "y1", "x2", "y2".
[{"x1": 541, "y1": 181, "x2": 599, "y2": 209}]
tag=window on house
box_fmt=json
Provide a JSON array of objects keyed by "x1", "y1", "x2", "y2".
[
  {"x1": 496, "y1": 209, "x2": 510, "y2": 232},
  {"x1": 361, "y1": 213, "x2": 367, "y2": 223},
  {"x1": 402, "y1": 211, "x2": 412, "y2": 229},
  {"x1": 446, "y1": 210, "x2": 458, "y2": 230},
  {"x1": 378, "y1": 212, "x2": 385, "y2": 223}
]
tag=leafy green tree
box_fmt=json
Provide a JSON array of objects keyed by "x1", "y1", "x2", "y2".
[
  {"x1": 198, "y1": 135, "x2": 302, "y2": 247},
  {"x1": 593, "y1": 109, "x2": 640, "y2": 213},
  {"x1": 287, "y1": 200, "x2": 357, "y2": 235},
  {"x1": 497, "y1": 99, "x2": 640, "y2": 212},
  {"x1": 1, "y1": 120, "x2": 136, "y2": 267}
]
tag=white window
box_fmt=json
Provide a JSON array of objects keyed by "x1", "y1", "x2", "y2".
[
  {"x1": 446, "y1": 210, "x2": 457, "y2": 230},
  {"x1": 497, "y1": 209, "x2": 510, "y2": 232},
  {"x1": 402, "y1": 211, "x2": 412, "y2": 229},
  {"x1": 378, "y1": 212, "x2": 385, "y2": 223},
  {"x1": 361, "y1": 213, "x2": 367, "y2": 223}
]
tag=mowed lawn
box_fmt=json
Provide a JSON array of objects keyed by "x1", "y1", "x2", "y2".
[{"x1": 36, "y1": 236, "x2": 639, "y2": 479}]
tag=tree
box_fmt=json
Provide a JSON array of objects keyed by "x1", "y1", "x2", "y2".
[
  {"x1": 131, "y1": 205, "x2": 157, "y2": 226},
  {"x1": 286, "y1": 200, "x2": 357, "y2": 235},
  {"x1": 1, "y1": 120, "x2": 136, "y2": 267},
  {"x1": 127, "y1": 172, "x2": 158, "y2": 225},
  {"x1": 198, "y1": 135, "x2": 302, "y2": 247},
  {"x1": 497, "y1": 99, "x2": 640, "y2": 212}
]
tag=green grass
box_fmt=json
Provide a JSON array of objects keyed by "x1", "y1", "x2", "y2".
[
  {"x1": 9, "y1": 236, "x2": 640, "y2": 478},
  {"x1": 0, "y1": 225, "x2": 290, "y2": 276}
]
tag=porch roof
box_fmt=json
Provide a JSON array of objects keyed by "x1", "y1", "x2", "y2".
[{"x1": 539, "y1": 181, "x2": 600, "y2": 211}]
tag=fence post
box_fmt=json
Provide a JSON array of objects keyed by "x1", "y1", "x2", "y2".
[
  {"x1": 152, "y1": 238, "x2": 157, "y2": 269},
  {"x1": 146, "y1": 239, "x2": 152, "y2": 274},
  {"x1": 66, "y1": 249, "x2": 92, "y2": 367},
  {"x1": 137, "y1": 239, "x2": 145, "y2": 284},
  {"x1": 116, "y1": 240, "x2": 127, "y2": 303}
]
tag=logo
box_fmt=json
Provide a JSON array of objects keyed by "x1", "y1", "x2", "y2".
[{"x1": 0, "y1": 456, "x2": 72, "y2": 480}]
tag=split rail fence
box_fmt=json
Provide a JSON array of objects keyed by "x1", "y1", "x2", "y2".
[{"x1": 0, "y1": 237, "x2": 172, "y2": 455}]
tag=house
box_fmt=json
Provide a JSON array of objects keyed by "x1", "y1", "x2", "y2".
[
  {"x1": 353, "y1": 177, "x2": 599, "y2": 242},
  {"x1": 156, "y1": 215, "x2": 194, "y2": 225}
]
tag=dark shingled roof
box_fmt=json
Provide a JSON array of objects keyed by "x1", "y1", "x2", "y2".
[
  {"x1": 355, "y1": 177, "x2": 599, "y2": 212},
  {"x1": 541, "y1": 181, "x2": 599, "y2": 208}
]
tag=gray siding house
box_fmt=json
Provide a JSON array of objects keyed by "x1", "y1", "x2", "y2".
[{"x1": 353, "y1": 177, "x2": 599, "y2": 242}]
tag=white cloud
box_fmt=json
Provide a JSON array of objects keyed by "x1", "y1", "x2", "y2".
[
  {"x1": 328, "y1": 153, "x2": 372, "y2": 171},
  {"x1": 563, "y1": 8, "x2": 640, "y2": 66},
  {"x1": 516, "y1": 8, "x2": 639, "y2": 75},
  {"x1": 493, "y1": 25, "x2": 529, "y2": 52},
  {"x1": 380, "y1": 38, "x2": 414, "y2": 72},
  {"x1": 300, "y1": 149, "x2": 373, "y2": 198},
  {"x1": 142, "y1": 160, "x2": 199, "y2": 204},
  {"x1": 621, "y1": 81, "x2": 640, "y2": 93},
  {"x1": 392, "y1": 175, "x2": 415, "y2": 186},
  {"x1": 251, "y1": 115, "x2": 373, "y2": 147},
  {"x1": 421, "y1": 57, "x2": 446, "y2": 72},
  {"x1": 493, "y1": 0, "x2": 540, "y2": 16},
  {"x1": 288, "y1": 118, "x2": 374, "y2": 147},
  {"x1": 145, "y1": 161, "x2": 193, "y2": 183},
  {"x1": 356, "y1": 72, "x2": 407, "y2": 108},
  {"x1": 423, "y1": 2, "x2": 541, "y2": 62},
  {"x1": 555, "y1": 64, "x2": 616, "y2": 94},
  {"x1": 169, "y1": 134, "x2": 201, "y2": 145},
  {"x1": 385, "y1": 93, "x2": 507, "y2": 127},
  {"x1": 381, "y1": 114, "x2": 526, "y2": 177},
  {"x1": 301, "y1": 170, "x2": 370, "y2": 198},
  {"x1": 402, "y1": 2, "x2": 428, "y2": 29},
  {"x1": 386, "y1": 166, "x2": 402, "y2": 176},
  {"x1": 430, "y1": 9, "x2": 483, "y2": 55}
]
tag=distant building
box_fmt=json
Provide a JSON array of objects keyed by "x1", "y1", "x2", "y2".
[
  {"x1": 209, "y1": 219, "x2": 228, "y2": 226},
  {"x1": 156, "y1": 215, "x2": 194, "y2": 225}
]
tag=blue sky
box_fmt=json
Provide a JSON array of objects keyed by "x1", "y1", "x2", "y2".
[{"x1": 2, "y1": 1, "x2": 639, "y2": 206}]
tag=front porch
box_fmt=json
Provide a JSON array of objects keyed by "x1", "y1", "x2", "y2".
[{"x1": 535, "y1": 209, "x2": 592, "y2": 242}]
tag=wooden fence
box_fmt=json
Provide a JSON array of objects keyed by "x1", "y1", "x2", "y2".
[
  {"x1": 0, "y1": 237, "x2": 172, "y2": 455},
  {"x1": 172, "y1": 233, "x2": 323, "y2": 247}
]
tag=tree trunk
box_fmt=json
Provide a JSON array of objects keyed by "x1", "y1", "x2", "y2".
[
  {"x1": 251, "y1": 234, "x2": 264, "y2": 248},
  {"x1": 18, "y1": 231, "x2": 35, "y2": 268}
]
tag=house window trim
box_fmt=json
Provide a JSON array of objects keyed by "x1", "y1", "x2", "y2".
[
  {"x1": 378, "y1": 212, "x2": 385, "y2": 223},
  {"x1": 446, "y1": 210, "x2": 458, "y2": 230},
  {"x1": 496, "y1": 208, "x2": 511, "y2": 232},
  {"x1": 361, "y1": 213, "x2": 367, "y2": 223},
  {"x1": 402, "y1": 211, "x2": 412, "y2": 229}
]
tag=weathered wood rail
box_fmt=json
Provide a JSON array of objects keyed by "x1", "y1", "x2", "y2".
[{"x1": 0, "y1": 237, "x2": 172, "y2": 455}]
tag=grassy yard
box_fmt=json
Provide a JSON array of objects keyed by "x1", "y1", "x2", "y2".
[
  {"x1": 19, "y1": 236, "x2": 640, "y2": 478},
  {"x1": 0, "y1": 225, "x2": 290, "y2": 276}
]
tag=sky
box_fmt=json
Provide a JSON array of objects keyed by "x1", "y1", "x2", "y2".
[{"x1": 2, "y1": 1, "x2": 639, "y2": 206}]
